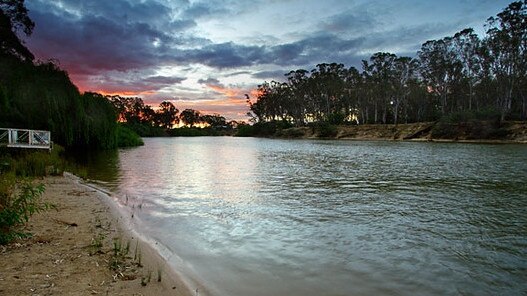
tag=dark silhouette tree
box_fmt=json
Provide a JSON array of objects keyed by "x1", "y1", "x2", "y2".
[
  {"x1": 0, "y1": 0, "x2": 34, "y2": 61},
  {"x1": 179, "y1": 109, "x2": 201, "y2": 127},
  {"x1": 157, "y1": 101, "x2": 179, "y2": 128}
]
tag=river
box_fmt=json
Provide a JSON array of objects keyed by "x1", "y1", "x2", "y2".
[{"x1": 81, "y1": 137, "x2": 527, "y2": 296}]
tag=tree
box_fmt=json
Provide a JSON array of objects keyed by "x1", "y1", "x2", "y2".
[
  {"x1": 0, "y1": 0, "x2": 34, "y2": 61},
  {"x1": 484, "y1": 0, "x2": 527, "y2": 120},
  {"x1": 392, "y1": 57, "x2": 417, "y2": 125},
  {"x1": 452, "y1": 28, "x2": 484, "y2": 111},
  {"x1": 156, "y1": 101, "x2": 179, "y2": 128},
  {"x1": 418, "y1": 38, "x2": 463, "y2": 116},
  {"x1": 201, "y1": 114, "x2": 226, "y2": 128},
  {"x1": 179, "y1": 109, "x2": 201, "y2": 127},
  {"x1": 0, "y1": 0, "x2": 34, "y2": 35}
]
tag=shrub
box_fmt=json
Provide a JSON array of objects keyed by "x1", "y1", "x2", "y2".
[
  {"x1": 116, "y1": 124, "x2": 144, "y2": 147},
  {"x1": 314, "y1": 122, "x2": 338, "y2": 138},
  {"x1": 0, "y1": 175, "x2": 50, "y2": 244},
  {"x1": 235, "y1": 124, "x2": 254, "y2": 137}
]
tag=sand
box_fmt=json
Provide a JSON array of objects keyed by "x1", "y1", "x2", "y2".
[{"x1": 0, "y1": 174, "x2": 195, "y2": 296}]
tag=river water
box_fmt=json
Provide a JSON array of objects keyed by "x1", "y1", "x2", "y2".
[{"x1": 83, "y1": 137, "x2": 527, "y2": 295}]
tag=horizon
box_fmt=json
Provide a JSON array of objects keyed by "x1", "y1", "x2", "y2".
[{"x1": 26, "y1": 0, "x2": 510, "y2": 121}]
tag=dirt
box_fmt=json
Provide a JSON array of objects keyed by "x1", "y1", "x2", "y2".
[{"x1": 0, "y1": 176, "x2": 193, "y2": 296}]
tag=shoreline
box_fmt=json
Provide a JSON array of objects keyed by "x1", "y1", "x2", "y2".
[
  {"x1": 0, "y1": 174, "x2": 196, "y2": 296},
  {"x1": 268, "y1": 121, "x2": 527, "y2": 144}
]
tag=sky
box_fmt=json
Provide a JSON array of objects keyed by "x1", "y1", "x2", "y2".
[{"x1": 24, "y1": 0, "x2": 511, "y2": 121}]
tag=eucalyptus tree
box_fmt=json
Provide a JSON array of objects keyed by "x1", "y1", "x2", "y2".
[
  {"x1": 452, "y1": 28, "x2": 484, "y2": 111},
  {"x1": 179, "y1": 108, "x2": 201, "y2": 127},
  {"x1": 201, "y1": 114, "x2": 227, "y2": 128},
  {"x1": 157, "y1": 101, "x2": 179, "y2": 128},
  {"x1": 285, "y1": 69, "x2": 310, "y2": 125},
  {"x1": 309, "y1": 63, "x2": 347, "y2": 121},
  {"x1": 342, "y1": 66, "x2": 362, "y2": 123},
  {"x1": 392, "y1": 56, "x2": 417, "y2": 125},
  {"x1": 484, "y1": 0, "x2": 527, "y2": 120},
  {"x1": 363, "y1": 52, "x2": 398, "y2": 124},
  {"x1": 418, "y1": 37, "x2": 463, "y2": 116}
]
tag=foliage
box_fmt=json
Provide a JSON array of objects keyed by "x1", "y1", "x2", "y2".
[
  {"x1": 431, "y1": 109, "x2": 507, "y2": 139},
  {"x1": 116, "y1": 124, "x2": 144, "y2": 147},
  {"x1": 168, "y1": 127, "x2": 214, "y2": 137},
  {"x1": 235, "y1": 124, "x2": 255, "y2": 137},
  {"x1": 313, "y1": 122, "x2": 338, "y2": 138},
  {"x1": 0, "y1": 174, "x2": 49, "y2": 244},
  {"x1": 0, "y1": 56, "x2": 120, "y2": 149},
  {"x1": 0, "y1": 0, "x2": 35, "y2": 61}
]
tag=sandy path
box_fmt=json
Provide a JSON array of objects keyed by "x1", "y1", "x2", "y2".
[{"x1": 0, "y1": 175, "x2": 193, "y2": 296}]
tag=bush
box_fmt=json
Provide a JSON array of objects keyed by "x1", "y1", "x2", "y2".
[
  {"x1": 0, "y1": 174, "x2": 50, "y2": 244},
  {"x1": 327, "y1": 112, "x2": 346, "y2": 125},
  {"x1": 168, "y1": 127, "x2": 211, "y2": 137},
  {"x1": 314, "y1": 122, "x2": 338, "y2": 138},
  {"x1": 116, "y1": 124, "x2": 144, "y2": 147},
  {"x1": 235, "y1": 124, "x2": 254, "y2": 137},
  {"x1": 277, "y1": 127, "x2": 308, "y2": 138}
]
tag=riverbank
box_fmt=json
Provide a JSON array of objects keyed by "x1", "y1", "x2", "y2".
[
  {"x1": 274, "y1": 121, "x2": 527, "y2": 143},
  {"x1": 0, "y1": 174, "x2": 193, "y2": 296}
]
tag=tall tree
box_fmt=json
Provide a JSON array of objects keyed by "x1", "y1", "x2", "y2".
[
  {"x1": 418, "y1": 38, "x2": 463, "y2": 116},
  {"x1": 484, "y1": 0, "x2": 527, "y2": 120},
  {"x1": 156, "y1": 101, "x2": 179, "y2": 129},
  {"x1": 452, "y1": 28, "x2": 484, "y2": 111},
  {"x1": 179, "y1": 109, "x2": 201, "y2": 127}
]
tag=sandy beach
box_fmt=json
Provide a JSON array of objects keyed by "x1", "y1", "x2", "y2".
[{"x1": 0, "y1": 174, "x2": 194, "y2": 296}]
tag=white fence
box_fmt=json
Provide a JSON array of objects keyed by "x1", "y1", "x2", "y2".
[{"x1": 0, "y1": 128, "x2": 51, "y2": 150}]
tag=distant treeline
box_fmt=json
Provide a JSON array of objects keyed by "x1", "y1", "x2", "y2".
[
  {"x1": 248, "y1": 1, "x2": 527, "y2": 126},
  {"x1": 108, "y1": 95, "x2": 238, "y2": 137}
]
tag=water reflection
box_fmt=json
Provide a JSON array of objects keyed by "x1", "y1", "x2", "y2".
[
  {"x1": 83, "y1": 138, "x2": 527, "y2": 296},
  {"x1": 66, "y1": 148, "x2": 120, "y2": 189}
]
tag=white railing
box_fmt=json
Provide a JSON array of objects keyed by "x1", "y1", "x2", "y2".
[{"x1": 0, "y1": 128, "x2": 52, "y2": 150}]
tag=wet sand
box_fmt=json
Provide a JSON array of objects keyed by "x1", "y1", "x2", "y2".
[{"x1": 0, "y1": 174, "x2": 194, "y2": 296}]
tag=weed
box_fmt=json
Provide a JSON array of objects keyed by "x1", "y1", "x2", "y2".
[
  {"x1": 109, "y1": 238, "x2": 130, "y2": 271},
  {"x1": 0, "y1": 175, "x2": 50, "y2": 244},
  {"x1": 157, "y1": 267, "x2": 162, "y2": 282},
  {"x1": 89, "y1": 233, "x2": 105, "y2": 255}
]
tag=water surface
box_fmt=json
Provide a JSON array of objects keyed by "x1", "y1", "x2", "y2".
[{"x1": 89, "y1": 137, "x2": 527, "y2": 296}]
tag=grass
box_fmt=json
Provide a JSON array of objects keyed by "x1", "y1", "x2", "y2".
[{"x1": 109, "y1": 238, "x2": 130, "y2": 271}]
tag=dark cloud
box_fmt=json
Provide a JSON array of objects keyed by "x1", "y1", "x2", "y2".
[
  {"x1": 143, "y1": 76, "x2": 186, "y2": 85},
  {"x1": 198, "y1": 78, "x2": 221, "y2": 85},
  {"x1": 321, "y1": 10, "x2": 377, "y2": 34},
  {"x1": 251, "y1": 70, "x2": 287, "y2": 80},
  {"x1": 84, "y1": 74, "x2": 185, "y2": 93},
  {"x1": 224, "y1": 71, "x2": 252, "y2": 77},
  {"x1": 27, "y1": 1, "x2": 174, "y2": 75}
]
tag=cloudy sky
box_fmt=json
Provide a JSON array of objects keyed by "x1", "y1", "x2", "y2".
[{"x1": 25, "y1": 0, "x2": 510, "y2": 121}]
